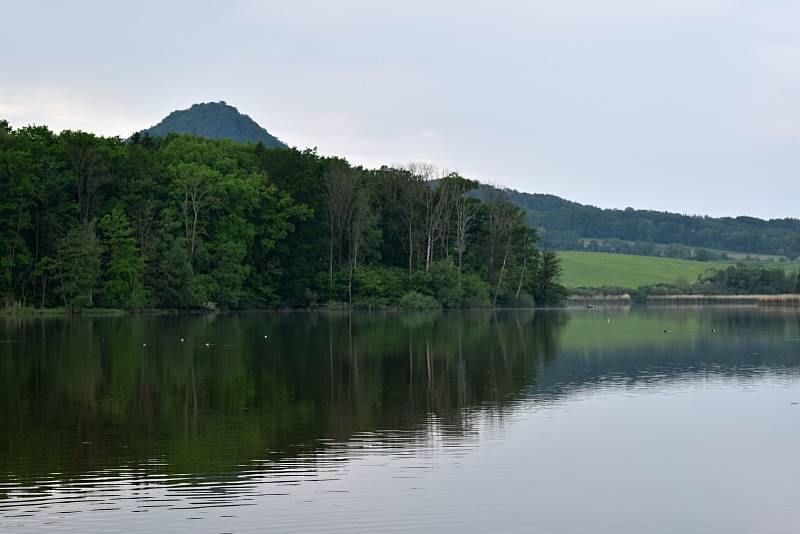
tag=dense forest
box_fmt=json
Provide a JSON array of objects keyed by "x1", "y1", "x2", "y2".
[
  {"x1": 0, "y1": 121, "x2": 564, "y2": 311},
  {"x1": 485, "y1": 187, "x2": 800, "y2": 259}
]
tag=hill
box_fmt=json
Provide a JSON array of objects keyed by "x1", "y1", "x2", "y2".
[
  {"x1": 476, "y1": 186, "x2": 800, "y2": 260},
  {"x1": 139, "y1": 101, "x2": 286, "y2": 147}
]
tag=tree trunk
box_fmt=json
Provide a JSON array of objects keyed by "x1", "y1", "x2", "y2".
[
  {"x1": 458, "y1": 248, "x2": 463, "y2": 287},
  {"x1": 426, "y1": 235, "x2": 433, "y2": 272},
  {"x1": 329, "y1": 224, "x2": 334, "y2": 289},
  {"x1": 493, "y1": 237, "x2": 512, "y2": 307},
  {"x1": 515, "y1": 255, "x2": 528, "y2": 301},
  {"x1": 190, "y1": 199, "x2": 199, "y2": 256},
  {"x1": 408, "y1": 223, "x2": 414, "y2": 274}
]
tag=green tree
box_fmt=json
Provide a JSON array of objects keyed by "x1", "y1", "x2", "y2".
[
  {"x1": 147, "y1": 237, "x2": 196, "y2": 309},
  {"x1": 56, "y1": 222, "x2": 101, "y2": 310},
  {"x1": 531, "y1": 248, "x2": 566, "y2": 304},
  {"x1": 99, "y1": 207, "x2": 147, "y2": 308}
]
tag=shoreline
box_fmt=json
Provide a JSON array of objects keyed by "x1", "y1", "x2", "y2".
[
  {"x1": 567, "y1": 293, "x2": 800, "y2": 307},
  {"x1": 4, "y1": 297, "x2": 800, "y2": 316}
]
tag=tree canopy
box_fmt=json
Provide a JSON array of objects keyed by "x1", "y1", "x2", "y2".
[{"x1": 0, "y1": 123, "x2": 563, "y2": 310}]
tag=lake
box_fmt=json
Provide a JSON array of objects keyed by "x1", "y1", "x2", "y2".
[{"x1": 1, "y1": 308, "x2": 799, "y2": 533}]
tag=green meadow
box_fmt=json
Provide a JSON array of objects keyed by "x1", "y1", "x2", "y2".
[{"x1": 559, "y1": 251, "x2": 800, "y2": 289}]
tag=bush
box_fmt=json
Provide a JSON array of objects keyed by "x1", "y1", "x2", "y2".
[
  {"x1": 460, "y1": 273, "x2": 491, "y2": 308},
  {"x1": 352, "y1": 296, "x2": 391, "y2": 310},
  {"x1": 430, "y1": 260, "x2": 462, "y2": 308},
  {"x1": 398, "y1": 290, "x2": 441, "y2": 310},
  {"x1": 511, "y1": 291, "x2": 535, "y2": 308},
  {"x1": 354, "y1": 266, "x2": 405, "y2": 305},
  {"x1": 408, "y1": 270, "x2": 434, "y2": 295}
]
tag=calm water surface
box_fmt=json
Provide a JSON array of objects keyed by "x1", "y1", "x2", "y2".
[{"x1": 1, "y1": 308, "x2": 799, "y2": 533}]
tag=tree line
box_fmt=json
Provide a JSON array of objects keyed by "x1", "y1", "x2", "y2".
[
  {"x1": 483, "y1": 187, "x2": 800, "y2": 259},
  {"x1": 592, "y1": 264, "x2": 800, "y2": 300},
  {"x1": 0, "y1": 121, "x2": 564, "y2": 311}
]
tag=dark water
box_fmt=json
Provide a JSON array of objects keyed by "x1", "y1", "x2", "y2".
[{"x1": 1, "y1": 308, "x2": 799, "y2": 533}]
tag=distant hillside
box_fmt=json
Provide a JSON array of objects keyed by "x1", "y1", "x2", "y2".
[
  {"x1": 139, "y1": 101, "x2": 286, "y2": 147},
  {"x1": 477, "y1": 185, "x2": 800, "y2": 260}
]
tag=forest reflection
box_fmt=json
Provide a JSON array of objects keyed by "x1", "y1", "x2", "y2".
[
  {"x1": 0, "y1": 310, "x2": 567, "y2": 484},
  {"x1": 2, "y1": 308, "x2": 799, "y2": 487}
]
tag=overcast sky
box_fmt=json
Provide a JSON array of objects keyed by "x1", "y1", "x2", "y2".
[{"x1": 2, "y1": 1, "x2": 798, "y2": 219}]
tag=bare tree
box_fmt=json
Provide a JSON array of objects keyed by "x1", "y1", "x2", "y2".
[
  {"x1": 64, "y1": 133, "x2": 109, "y2": 224},
  {"x1": 485, "y1": 189, "x2": 516, "y2": 306},
  {"x1": 324, "y1": 166, "x2": 356, "y2": 287},
  {"x1": 437, "y1": 171, "x2": 457, "y2": 260},
  {"x1": 450, "y1": 176, "x2": 478, "y2": 286},
  {"x1": 178, "y1": 164, "x2": 212, "y2": 257},
  {"x1": 515, "y1": 228, "x2": 537, "y2": 302},
  {"x1": 402, "y1": 163, "x2": 454, "y2": 272},
  {"x1": 393, "y1": 166, "x2": 425, "y2": 274},
  {"x1": 347, "y1": 187, "x2": 371, "y2": 306}
]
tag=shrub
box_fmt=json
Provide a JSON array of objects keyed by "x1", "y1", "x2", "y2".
[
  {"x1": 460, "y1": 273, "x2": 491, "y2": 308},
  {"x1": 430, "y1": 259, "x2": 462, "y2": 308},
  {"x1": 398, "y1": 290, "x2": 441, "y2": 310},
  {"x1": 354, "y1": 266, "x2": 405, "y2": 305},
  {"x1": 408, "y1": 270, "x2": 434, "y2": 296},
  {"x1": 512, "y1": 291, "x2": 535, "y2": 308}
]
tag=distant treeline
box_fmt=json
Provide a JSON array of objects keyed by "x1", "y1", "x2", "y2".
[
  {"x1": 0, "y1": 121, "x2": 564, "y2": 311},
  {"x1": 477, "y1": 186, "x2": 800, "y2": 259},
  {"x1": 568, "y1": 238, "x2": 730, "y2": 262},
  {"x1": 571, "y1": 263, "x2": 800, "y2": 300}
]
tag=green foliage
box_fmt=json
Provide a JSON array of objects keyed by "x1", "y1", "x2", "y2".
[
  {"x1": 147, "y1": 238, "x2": 196, "y2": 309},
  {"x1": 56, "y1": 223, "x2": 101, "y2": 310},
  {"x1": 531, "y1": 248, "x2": 567, "y2": 304},
  {"x1": 482, "y1": 184, "x2": 800, "y2": 259},
  {"x1": 399, "y1": 290, "x2": 441, "y2": 310},
  {"x1": 697, "y1": 264, "x2": 797, "y2": 294},
  {"x1": 99, "y1": 208, "x2": 147, "y2": 308},
  {"x1": 409, "y1": 270, "x2": 434, "y2": 296},
  {"x1": 460, "y1": 273, "x2": 491, "y2": 308},
  {"x1": 430, "y1": 260, "x2": 462, "y2": 308},
  {"x1": 0, "y1": 120, "x2": 565, "y2": 310},
  {"x1": 353, "y1": 266, "x2": 405, "y2": 308}
]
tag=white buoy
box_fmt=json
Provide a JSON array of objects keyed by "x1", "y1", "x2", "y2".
[
  {"x1": 142, "y1": 343, "x2": 146, "y2": 347},
  {"x1": 205, "y1": 342, "x2": 210, "y2": 347},
  {"x1": 180, "y1": 338, "x2": 185, "y2": 342},
  {"x1": 264, "y1": 335, "x2": 268, "y2": 339}
]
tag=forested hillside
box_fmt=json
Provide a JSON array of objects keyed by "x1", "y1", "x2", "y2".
[
  {"x1": 0, "y1": 121, "x2": 563, "y2": 311},
  {"x1": 479, "y1": 186, "x2": 800, "y2": 259},
  {"x1": 140, "y1": 102, "x2": 287, "y2": 148}
]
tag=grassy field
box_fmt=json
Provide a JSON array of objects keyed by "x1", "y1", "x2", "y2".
[
  {"x1": 559, "y1": 251, "x2": 800, "y2": 289},
  {"x1": 576, "y1": 238, "x2": 789, "y2": 262},
  {"x1": 558, "y1": 251, "x2": 726, "y2": 289}
]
